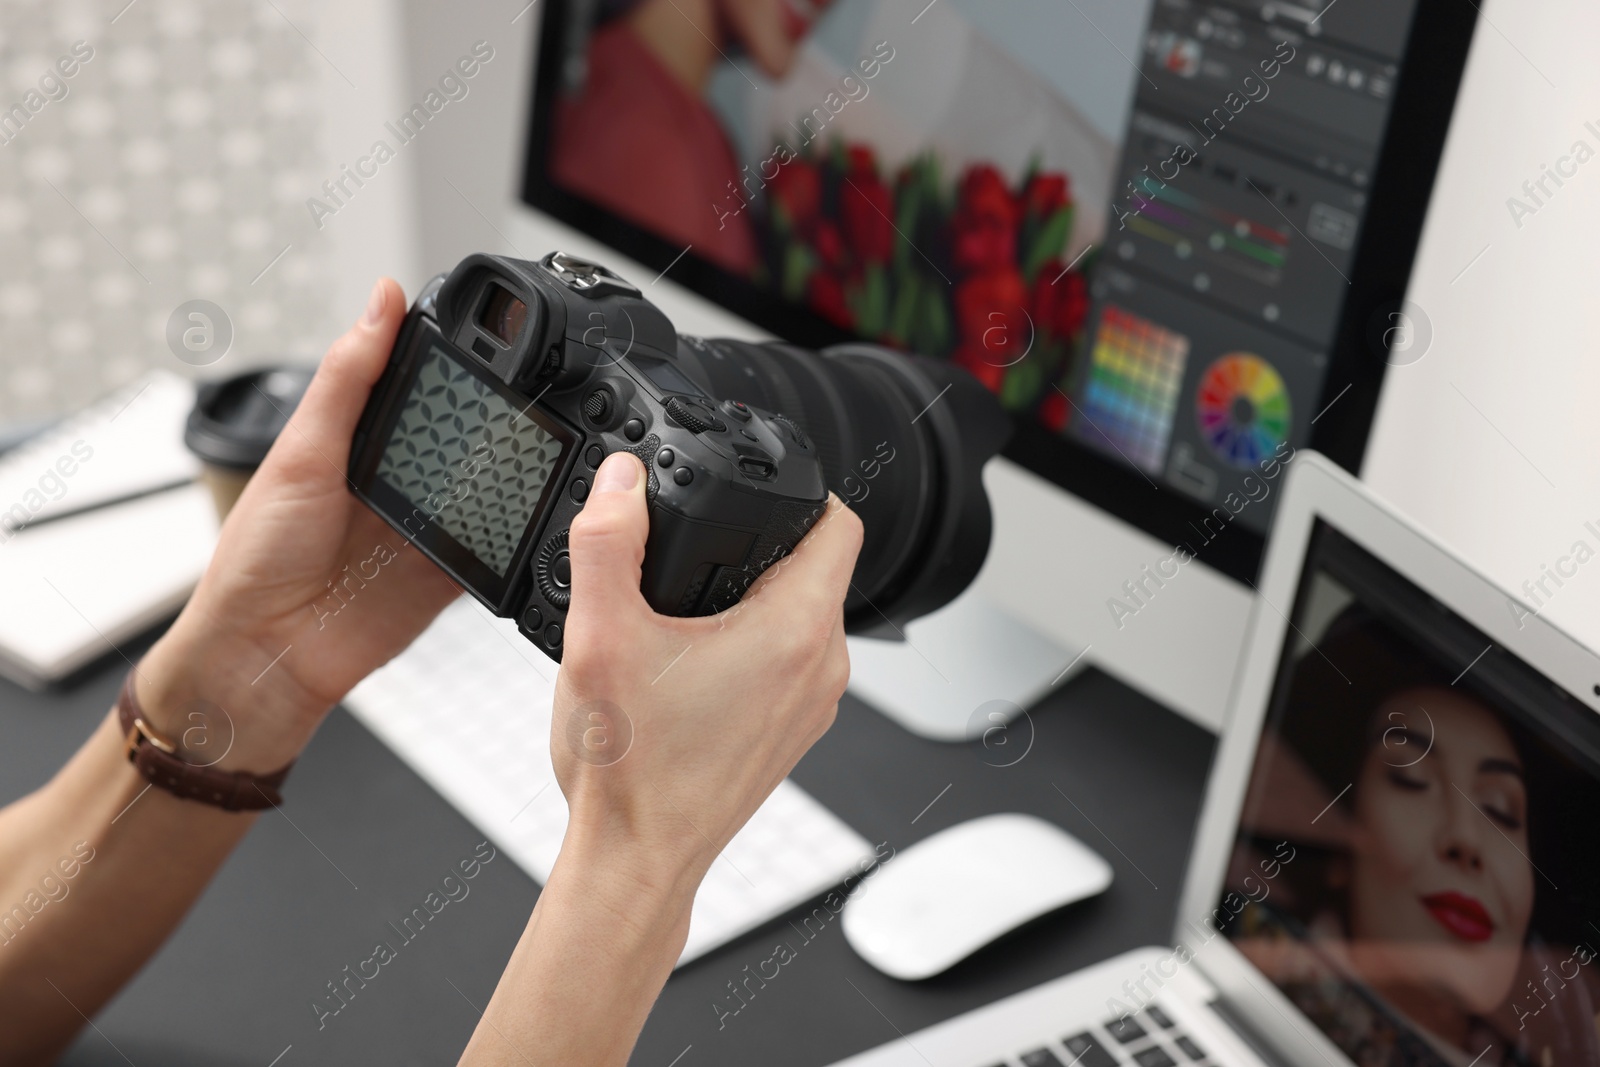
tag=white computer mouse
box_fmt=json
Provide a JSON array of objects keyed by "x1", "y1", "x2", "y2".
[{"x1": 842, "y1": 812, "x2": 1113, "y2": 981}]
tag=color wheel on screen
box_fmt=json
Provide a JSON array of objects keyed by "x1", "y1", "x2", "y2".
[{"x1": 1195, "y1": 353, "x2": 1291, "y2": 467}]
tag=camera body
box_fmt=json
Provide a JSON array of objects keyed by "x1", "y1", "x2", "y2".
[{"x1": 349, "y1": 251, "x2": 828, "y2": 660}]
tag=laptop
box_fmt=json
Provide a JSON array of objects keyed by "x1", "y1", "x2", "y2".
[{"x1": 831, "y1": 450, "x2": 1600, "y2": 1067}]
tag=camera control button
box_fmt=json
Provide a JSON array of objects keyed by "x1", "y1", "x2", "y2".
[
  {"x1": 722, "y1": 400, "x2": 753, "y2": 422},
  {"x1": 544, "y1": 623, "x2": 563, "y2": 649},
  {"x1": 536, "y1": 531, "x2": 573, "y2": 608},
  {"x1": 673, "y1": 466, "x2": 694, "y2": 486},
  {"x1": 663, "y1": 396, "x2": 724, "y2": 434},
  {"x1": 656, "y1": 448, "x2": 675, "y2": 468},
  {"x1": 772, "y1": 414, "x2": 811, "y2": 449},
  {"x1": 623, "y1": 418, "x2": 645, "y2": 441},
  {"x1": 522, "y1": 606, "x2": 543, "y2": 631},
  {"x1": 585, "y1": 445, "x2": 604, "y2": 468},
  {"x1": 740, "y1": 429, "x2": 759, "y2": 442},
  {"x1": 582, "y1": 390, "x2": 613, "y2": 423},
  {"x1": 570, "y1": 478, "x2": 589, "y2": 503}
]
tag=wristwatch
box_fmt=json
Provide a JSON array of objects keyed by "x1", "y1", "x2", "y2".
[{"x1": 116, "y1": 669, "x2": 294, "y2": 811}]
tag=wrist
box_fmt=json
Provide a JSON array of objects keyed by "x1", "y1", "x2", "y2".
[
  {"x1": 552, "y1": 815, "x2": 703, "y2": 935},
  {"x1": 136, "y1": 618, "x2": 327, "y2": 773}
]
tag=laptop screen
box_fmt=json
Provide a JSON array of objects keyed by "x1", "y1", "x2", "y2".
[{"x1": 1214, "y1": 521, "x2": 1600, "y2": 1066}]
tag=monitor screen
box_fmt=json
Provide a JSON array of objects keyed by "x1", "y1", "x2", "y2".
[
  {"x1": 1215, "y1": 522, "x2": 1600, "y2": 1066},
  {"x1": 522, "y1": 0, "x2": 1478, "y2": 581}
]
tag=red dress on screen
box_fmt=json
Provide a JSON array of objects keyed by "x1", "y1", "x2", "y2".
[{"x1": 550, "y1": 22, "x2": 758, "y2": 274}]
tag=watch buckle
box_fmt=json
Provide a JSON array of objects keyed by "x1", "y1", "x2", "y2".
[{"x1": 124, "y1": 716, "x2": 178, "y2": 761}]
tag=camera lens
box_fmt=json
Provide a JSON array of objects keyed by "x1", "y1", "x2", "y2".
[{"x1": 673, "y1": 338, "x2": 1010, "y2": 635}]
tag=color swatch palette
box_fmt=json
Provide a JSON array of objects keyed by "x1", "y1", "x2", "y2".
[
  {"x1": 1076, "y1": 306, "x2": 1189, "y2": 473},
  {"x1": 1195, "y1": 352, "x2": 1292, "y2": 467}
]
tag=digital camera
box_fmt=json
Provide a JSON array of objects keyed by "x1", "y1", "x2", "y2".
[{"x1": 349, "y1": 251, "x2": 1008, "y2": 661}]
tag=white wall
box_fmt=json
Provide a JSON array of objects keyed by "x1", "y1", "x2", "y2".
[
  {"x1": 1362, "y1": 0, "x2": 1600, "y2": 657},
  {"x1": 309, "y1": 0, "x2": 426, "y2": 321}
]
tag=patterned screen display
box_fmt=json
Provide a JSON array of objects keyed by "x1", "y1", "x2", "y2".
[{"x1": 377, "y1": 347, "x2": 566, "y2": 575}]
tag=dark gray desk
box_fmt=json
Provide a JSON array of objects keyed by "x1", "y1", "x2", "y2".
[{"x1": 2, "y1": 646, "x2": 1214, "y2": 1067}]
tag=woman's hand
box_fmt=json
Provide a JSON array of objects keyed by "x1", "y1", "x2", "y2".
[
  {"x1": 138, "y1": 279, "x2": 460, "y2": 771},
  {"x1": 553, "y1": 454, "x2": 861, "y2": 892},
  {"x1": 460, "y1": 453, "x2": 863, "y2": 1067},
  {"x1": 0, "y1": 279, "x2": 468, "y2": 1067}
]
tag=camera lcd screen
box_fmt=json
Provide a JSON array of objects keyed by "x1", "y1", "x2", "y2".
[
  {"x1": 630, "y1": 354, "x2": 706, "y2": 398},
  {"x1": 375, "y1": 343, "x2": 570, "y2": 578}
]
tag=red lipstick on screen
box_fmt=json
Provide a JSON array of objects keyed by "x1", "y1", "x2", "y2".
[
  {"x1": 780, "y1": 0, "x2": 828, "y2": 42},
  {"x1": 1421, "y1": 891, "x2": 1494, "y2": 942}
]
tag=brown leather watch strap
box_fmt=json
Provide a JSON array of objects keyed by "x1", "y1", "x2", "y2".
[{"x1": 116, "y1": 670, "x2": 294, "y2": 811}]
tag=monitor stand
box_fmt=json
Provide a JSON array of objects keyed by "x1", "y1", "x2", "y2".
[{"x1": 846, "y1": 587, "x2": 1088, "y2": 741}]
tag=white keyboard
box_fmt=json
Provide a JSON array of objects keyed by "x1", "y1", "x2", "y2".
[{"x1": 343, "y1": 597, "x2": 875, "y2": 964}]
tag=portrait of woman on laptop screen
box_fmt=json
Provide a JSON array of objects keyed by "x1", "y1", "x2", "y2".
[{"x1": 1221, "y1": 579, "x2": 1600, "y2": 1067}]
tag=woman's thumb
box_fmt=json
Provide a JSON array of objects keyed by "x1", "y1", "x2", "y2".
[{"x1": 565, "y1": 453, "x2": 651, "y2": 634}]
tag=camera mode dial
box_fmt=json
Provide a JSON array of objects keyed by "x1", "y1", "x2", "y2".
[{"x1": 663, "y1": 395, "x2": 726, "y2": 435}]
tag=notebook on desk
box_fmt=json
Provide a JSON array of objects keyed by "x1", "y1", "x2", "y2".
[{"x1": 0, "y1": 373, "x2": 217, "y2": 688}]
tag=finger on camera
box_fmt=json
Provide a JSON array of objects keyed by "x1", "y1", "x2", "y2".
[
  {"x1": 748, "y1": 495, "x2": 862, "y2": 613},
  {"x1": 566, "y1": 453, "x2": 651, "y2": 634}
]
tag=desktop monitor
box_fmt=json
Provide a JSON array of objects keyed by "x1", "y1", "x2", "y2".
[{"x1": 514, "y1": 0, "x2": 1479, "y2": 730}]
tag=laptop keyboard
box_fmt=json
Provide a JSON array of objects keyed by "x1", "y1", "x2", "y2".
[{"x1": 984, "y1": 1006, "x2": 1213, "y2": 1067}]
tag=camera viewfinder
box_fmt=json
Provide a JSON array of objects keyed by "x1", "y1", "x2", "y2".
[{"x1": 480, "y1": 283, "x2": 529, "y2": 347}]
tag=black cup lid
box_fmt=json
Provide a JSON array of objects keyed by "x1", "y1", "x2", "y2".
[{"x1": 185, "y1": 366, "x2": 316, "y2": 470}]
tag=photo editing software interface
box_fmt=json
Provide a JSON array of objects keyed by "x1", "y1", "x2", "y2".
[
  {"x1": 530, "y1": 0, "x2": 1427, "y2": 541},
  {"x1": 1220, "y1": 524, "x2": 1600, "y2": 1067},
  {"x1": 1095, "y1": 0, "x2": 1415, "y2": 531}
]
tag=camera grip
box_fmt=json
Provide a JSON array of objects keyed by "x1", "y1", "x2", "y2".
[{"x1": 640, "y1": 498, "x2": 825, "y2": 618}]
